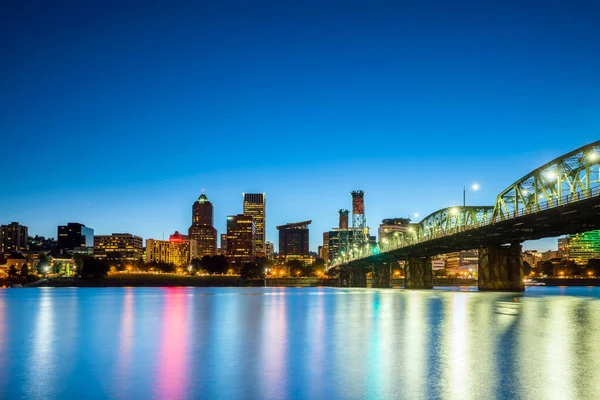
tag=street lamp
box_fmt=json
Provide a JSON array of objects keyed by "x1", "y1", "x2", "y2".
[{"x1": 463, "y1": 184, "x2": 479, "y2": 207}]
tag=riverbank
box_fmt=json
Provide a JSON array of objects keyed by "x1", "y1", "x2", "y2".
[
  {"x1": 7, "y1": 274, "x2": 600, "y2": 288},
  {"x1": 23, "y1": 274, "x2": 265, "y2": 287}
]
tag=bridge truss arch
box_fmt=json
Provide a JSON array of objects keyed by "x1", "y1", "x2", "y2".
[{"x1": 493, "y1": 141, "x2": 600, "y2": 221}]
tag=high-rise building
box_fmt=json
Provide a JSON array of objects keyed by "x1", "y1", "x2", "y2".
[
  {"x1": 559, "y1": 230, "x2": 600, "y2": 265},
  {"x1": 378, "y1": 218, "x2": 411, "y2": 242},
  {"x1": 265, "y1": 241, "x2": 275, "y2": 260},
  {"x1": 277, "y1": 220, "x2": 311, "y2": 262},
  {"x1": 145, "y1": 232, "x2": 197, "y2": 267},
  {"x1": 321, "y1": 232, "x2": 329, "y2": 263},
  {"x1": 243, "y1": 193, "x2": 266, "y2": 256},
  {"x1": 188, "y1": 192, "x2": 217, "y2": 257},
  {"x1": 94, "y1": 233, "x2": 143, "y2": 262},
  {"x1": 226, "y1": 214, "x2": 256, "y2": 265},
  {"x1": 558, "y1": 237, "x2": 570, "y2": 259},
  {"x1": 58, "y1": 223, "x2": 94, "y2": 251},
  {"x1": 0, "y1": 222, "x2": 28, "y2": 253}
]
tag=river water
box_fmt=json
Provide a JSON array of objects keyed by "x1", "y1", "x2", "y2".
[{"x1": 0, "y1": 286, "x2": 599, "y2": 400}]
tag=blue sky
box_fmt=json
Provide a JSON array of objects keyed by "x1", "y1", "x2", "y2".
[{"x1": 1, "y1": 1, "x2": 599, "y2": 252}]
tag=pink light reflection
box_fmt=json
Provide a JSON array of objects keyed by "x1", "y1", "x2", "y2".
[{"x1": 154, "y1": 288, "x2": 189, "y2": 399}]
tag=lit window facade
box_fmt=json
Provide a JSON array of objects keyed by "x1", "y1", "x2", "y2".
[
  {"x1": 561, "y1": 230, "x2": 600, "y2": 265},
  {"x1": 145, "y1": 234, "x2": 197, "y2": 267},
  {"x1": 243, "y1": 193, "x2": 266, "y2": 257},
  {"x1": 226, "y1": 214, "x2": 256, "y2": 265},
  {"x1": 188, "y1": 192, "x2": 217, "y2": 258},
  {"x1": 0, "y1": 222, "x2": 28, "y2": 253},
  {"x1": 93, "y1": 233, "x2": 143, "y2": 262}
]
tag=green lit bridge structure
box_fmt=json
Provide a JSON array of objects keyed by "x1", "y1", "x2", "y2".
[{"x1": 332, "y1": 140, "x2": 600, "y2": 291}]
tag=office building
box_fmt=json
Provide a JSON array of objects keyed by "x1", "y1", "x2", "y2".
[
  {"x1": 58, "y1": 223, "x2": 94, "y2": 251},
  {"x1": 445, "y1": 250, "x2": 479, "y2": 270},
  {"x1": 188, "y1": 191, "x2": 217, "y2": 257},
  {"x1": 94, "y1": 233, "x2": 143, "y2": 262},
  {"x1": 277, "y1": 220, "x2": 311, "y2": 262},
  {"x1": 265, "y1": 241, "x2": 275, "y2": 260},
  {"x1": 145, "y1": 232, "x2": 197, "y2": 267},
  {"x1": 0, "y1": 222, "x2": 28, "y2": 253},
  {"x1": 243, "y1": 193, "x2": 266, "y2": 256},
  {"x1": 559, "y1": 230, "x2": 600, "y2": 265},
  {"x1": 378, "y1": 218, "x2": 411, "y2": 242},
  {"x1": 226, "y1": 214, "x2": 256, "y2": 265}
]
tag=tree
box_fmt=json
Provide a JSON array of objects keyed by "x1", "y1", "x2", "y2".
[
  {"x1": 541, "y1": 261, "x2": 554, "y2": 276},
  {"x1": 212, "y1": 255, "x2": 228, "y2": 275},
  {"x1": 240, "y1": 262, "x2": 263, "y2": 279},
  {"x1": 8, "y1": 265, "x2": 18, "y2": 278},
  {"x1": 20, "y1": 264, "x2": 29, "y2": 278},
  {"x1": 37, "y1": 252, "x2": 50, "y2": 275},
  {"x1": 53, "y1": 261, "x2": 63, "y2": 275},
  {"x1": 286, "y1": 259, "x2": 304, "y2": 277},
  {"x1": 587, "y1": 259, "x2": 600, "y2": 276},
  {"x1": 190, "y1": 258, "x2": 203, "y2": 274},
  {"x1": 523, "y1": 261, "x2": 531, "y2": 276},
  {"x1": 77, "y1": 257, "x2": 110, "y2": 279}
]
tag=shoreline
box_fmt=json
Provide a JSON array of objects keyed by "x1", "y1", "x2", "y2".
[{"x1": 4, "y1": 274, "x2": 600, "y2": 288}]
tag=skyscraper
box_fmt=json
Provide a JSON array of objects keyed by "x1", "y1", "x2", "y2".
[
  {"x1": 243, "y1": 193, "x2": 266, "y2": 256},
  {"x1": 277, "y1": 221, "x2": 311, "y2": 262},
  {"x1": 0, "y1": 222, "x2": 28, "y2": 253},
  {"x1": 57, "y1": 223, "x2": 94, "y2": 252},
  {"x1": 226, "y1": 214, "x2": 256, "y2": 265},
  {"x1": 188, "y1": 191, "x2": 217, "y2": 257}
]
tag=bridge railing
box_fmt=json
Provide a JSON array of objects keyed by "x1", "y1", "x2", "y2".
[{"x1": 334, "y1": 185, "x2": 600, "y2": 266}]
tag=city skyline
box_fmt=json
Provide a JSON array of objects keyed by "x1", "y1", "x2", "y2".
[{"x1": 3, "y1": 2, "x2": 599, "y2": 252}]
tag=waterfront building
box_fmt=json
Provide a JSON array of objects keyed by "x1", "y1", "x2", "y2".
[
  {"x1": 541, "y1": 250, "x2": 559, "y2": 261},
  {"x1": 558, "y1": 230, "x2": 600, "y2": 265},
  {"x1": 378, "y1": 218, "x2": 411, "y2": 242},
  {"x1": 243, "y1": 193, "x2": 266, "y2": 257},
  {"x1": 145, "y1": 232, "x2": 197, "y2": 267},
  {"x1": 94, "y1": 233, "x2": 143, "y2": 262},
  {"x1": 58, "y1": 223, "x2": 94, "y2": 252},
  {"x1": 0, "y1": 222, "x2": 28, "y2": 253},
  {"x1": 277, "y1": 220, "x2": 311, "y2": 262},
  {"x1": 188, "y1": 192, "x2": 217, "y2": 257},
  {"x1": 445, "y1": 250, "x2": 478, "y2": 270},
  {"x1": 226, "y1": 214, "x2": 256, "y2": 265}
]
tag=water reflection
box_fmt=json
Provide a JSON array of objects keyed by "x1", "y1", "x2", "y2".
[
  {"x1": 117, "y1": 288, "x2": 135, "y2": 393},
  {"x1": 0, "y1": 287, "x2": 599, "y2": 399},
  {"x1": 154, "y1": 288, "x2": 189, "y2": 399},
  {"x1": 27, "y1": 290, "x2": 56, "y2": 398}
]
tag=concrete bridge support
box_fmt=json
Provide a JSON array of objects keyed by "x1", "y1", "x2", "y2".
[
  {"x1": 404, "y1": 257, "x2": 433, "y2": 289},
  {"x1": 478, "y1": 243, "x2": 524, "y2": 291},
  {"x1": 339, "y1": 267, "x2": 368, "y2": 288},
  {"x1": 371, "y1": 263, "x2": 392, "y2": 288}
]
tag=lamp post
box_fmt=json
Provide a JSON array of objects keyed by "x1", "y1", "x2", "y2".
[{"x1": 463, "y1": 184, "x2": 479, "y2": 207}]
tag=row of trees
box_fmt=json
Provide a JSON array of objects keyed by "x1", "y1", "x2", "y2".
[{"x1": 533, "y1": 259, "x2": 600, "y2": 277}]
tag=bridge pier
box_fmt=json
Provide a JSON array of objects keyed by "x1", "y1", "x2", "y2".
[
  {"x1": 372, "y1": 263, "x2": 392, "y2": 288},
  {"x1": 478, "y1": 243, "x2": 524, "y2": 291},
  {"x1": 404, "y1": 257, "x2": 433, "y2": 289},
  {"x1": 338, "y1": 267, "x2": 368, "y2": 287}
]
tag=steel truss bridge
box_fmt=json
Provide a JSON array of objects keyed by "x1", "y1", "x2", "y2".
[{"x1": 332, "y1": 140, "x2": 600, "y2": 291}]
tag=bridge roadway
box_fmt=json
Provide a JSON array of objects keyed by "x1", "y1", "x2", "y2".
[{"x1": 335, "y1": 140, "x2": 600, "y2": 291}]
